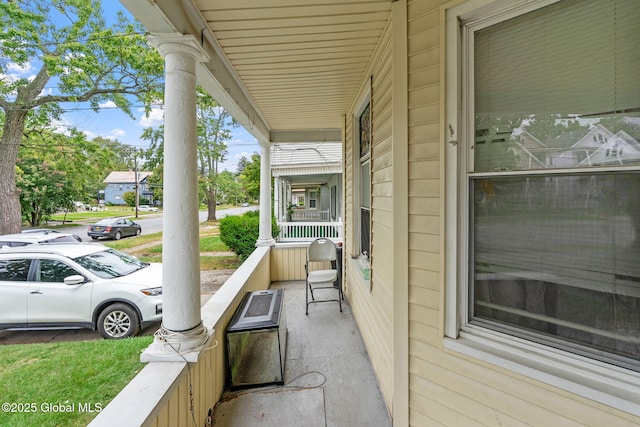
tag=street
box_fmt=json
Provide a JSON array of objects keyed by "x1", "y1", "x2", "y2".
[
  {"x1": 0, "y1": 205, "x2": 257, "y2": 344},
  {"x1": 55, "y1": 205, "x2": 257, "y2": 242}
]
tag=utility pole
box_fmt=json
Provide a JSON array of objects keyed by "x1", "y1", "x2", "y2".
[{"x1": 134, "y1": 149, "x2": 139, "y2": 218}]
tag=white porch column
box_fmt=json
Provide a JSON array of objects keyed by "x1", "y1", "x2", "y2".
[
  {"x1": 256, "y1": 143, "x2": 276, "y2": 246},
  {"x1": 144, "y1": 34, "x2": 209, "y2": 359},
  {"x1": 273, "y1": 176, "x2": 281, "y2": 221}
]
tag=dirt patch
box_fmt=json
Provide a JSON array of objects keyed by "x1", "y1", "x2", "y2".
[{"x1": 201, "y1": 268, "x2": 236, "y2": 294}]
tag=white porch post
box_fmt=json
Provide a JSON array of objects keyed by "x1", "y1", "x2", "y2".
[
  {"x1": 256, "y1": 143, "x2": 276, "y2": 247},
  {"x1": 144, "y1": 34, "x2": 209, "y2": 359},
  {"x1": 274, "y1": 176, "x2": 281, "y2": 221}
]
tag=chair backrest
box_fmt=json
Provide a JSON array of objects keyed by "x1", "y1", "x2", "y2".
[{"x1": 308, "y1": 238, "x2": 337, "y2": 263}]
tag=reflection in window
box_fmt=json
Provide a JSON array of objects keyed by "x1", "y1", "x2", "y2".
[
  {"x1": 471, "y1": 173, "x2": 640, "y2": 368},
  {"x1": 473, "y1": 0, "x2": 640, "y2": 173},
  {"x1": 468, "y1": 0, "x2": 640, "y2": 370},
  {"x1": 0, "y1": 259, "x2": 31, "y2": 281},
  {"x1": 39, "y1": 259, "x2": 79, "y2": 283},
  {"x1": 359, "y1": 102, "x2": 371, "y2": 259},
  {"x1": 74, "y1": 249, "x2": 148, "y2": 279}
]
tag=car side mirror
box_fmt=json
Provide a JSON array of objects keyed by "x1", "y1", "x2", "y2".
[{"x1": 64, "y1": 275, "x2": 86, "y2": 285}]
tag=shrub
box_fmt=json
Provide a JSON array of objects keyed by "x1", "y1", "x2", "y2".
[{"x1": 219, "y1": 210, "x2": 279, "y2": 260}]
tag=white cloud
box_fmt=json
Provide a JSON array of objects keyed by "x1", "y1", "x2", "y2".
[
  {"x1": 7, "y1": 62, "x2": 34, "y2": 75},
  {"x1": 220, "y1": 150, "x2": 254, "y2": 172},
  {"x1": 50, "y1": 118, "x2": 73, "y2": 137},
  {"x1": 108, "y1": 128, "x2": 126, "y2": 138},
  {"x1": 138, "y1": 107, "x2": 164, "y2": 128},
  {"x1": 83, "y1": 129, "x2": 98, "y2": 139},
  {"x1": 38, "y1": 87, "x2": 53, "y2": 97},
  {"x1": 99, "y1": 100, "x2": 117, "y2": 109}
]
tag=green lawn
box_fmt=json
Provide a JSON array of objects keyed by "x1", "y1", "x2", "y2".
[
  {"x1": 102, "y1": 232, "x2": 163, "y2": 250},
  {"x1": 0, "y1": 337, "x2": 153, "y2": 427},
  {"x1": 0, "y1": 221, "x2": 241, "y2": 426},
  {"x1": 49, "y1": 206, "x2": 155, "y2": 223}
]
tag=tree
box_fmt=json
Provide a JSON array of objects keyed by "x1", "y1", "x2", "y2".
[
  {"x1": 216, "y1": 170, "x2": 244, "y2": 205},
  {"x1": 238, "y1": 153, "x2": 261, "y2": 201},
  {"x1": 141, "y1": 126, "x2": 165, "y2": 204},
  {"x1": 16, "y1": 157, "x2": 71, "y2": 226},
  {"x1": 16, "y1": 126, "x2": 131, "y2": 226},
  {"x1": 196, "y1": 88, "x2": 233, "y2": 221},
  {"x1": 143, "y1": 88, "x2": 235, "y2": 217},
  {"x1": 0, "y1": 0, "x2": 163, "y2": 233}
]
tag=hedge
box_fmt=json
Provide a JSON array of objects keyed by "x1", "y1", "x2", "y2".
[{"x1": 219, "y1": 210, "x2": 279, "y2": 260}]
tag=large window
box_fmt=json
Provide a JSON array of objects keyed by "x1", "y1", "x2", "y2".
[{"x1": 453, "y1": 0, "x2": 640, "y2": 371}]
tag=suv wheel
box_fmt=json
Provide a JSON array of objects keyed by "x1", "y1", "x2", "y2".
[{"x1": 97, "y1": 303, "x2": 140, "y2": 339}]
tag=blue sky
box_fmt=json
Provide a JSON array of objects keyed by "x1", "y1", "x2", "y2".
[{"x1": 6, "y1": 0, "x2": 260, "y2": 172}]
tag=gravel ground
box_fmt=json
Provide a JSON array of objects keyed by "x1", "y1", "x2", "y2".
[{"x1": 200, "y1": 268, "x2": 236, "y2": 294}]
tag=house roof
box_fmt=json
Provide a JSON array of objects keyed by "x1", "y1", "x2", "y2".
[
  {"x1": 271, "y1": 142, "x2": 342, "y2": 167},
  {"x1": 271, "y1": 142, "x2": 342, "y2": 180},
  {"x1": 579, "y1": 130, "x2": 640, "y2": 166},
  {"x1": 103, "y1": 171, "x2": 153, "y2": 184},
  {"x1": 120, "y1": 0, "x2": 391, "y2": 144}
]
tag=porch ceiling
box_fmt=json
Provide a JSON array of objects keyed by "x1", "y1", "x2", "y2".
[
  {"x1": 284, "y1": 173, "x2": 337, "y2": 186},
  {"x1": 120, "y1": 0, "x2": 391, "y2": 143}
]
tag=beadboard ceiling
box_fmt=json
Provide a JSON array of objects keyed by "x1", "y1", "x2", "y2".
[{"x1": 122, "y1": 0, "x2": 391, "y2": 141}]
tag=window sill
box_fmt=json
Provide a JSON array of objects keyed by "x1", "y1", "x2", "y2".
[{"x1": 443, "y1": 326, "x2": 640, "y2": 417}]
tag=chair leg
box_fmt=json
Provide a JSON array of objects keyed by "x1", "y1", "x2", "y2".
[{"x1": 304, "y1": 281, "x2": 309, "y2": 316}]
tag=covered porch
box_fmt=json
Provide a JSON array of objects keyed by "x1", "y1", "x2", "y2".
[
  {"x1": 89, "y1": 245, "x2": 390, "y2": 426},
  {"x1": 272, "y1": 142, "x2": 344, "y2": 242},
  {"x1": 92, "y1": 0, "x2": 398, "y2": 425}
]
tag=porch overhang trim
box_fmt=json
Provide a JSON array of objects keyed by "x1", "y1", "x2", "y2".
[
  {"x1": 121, "y1": 0, "x2": 271, "y2": 145},
  {"x1": 270, "y1": 129, "x2": 342, "y2": 143},
  {"x1": 272, "y1": 165, "x2": 342, "y2": 177}
]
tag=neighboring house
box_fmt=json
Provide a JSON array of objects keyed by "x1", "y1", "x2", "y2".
[
  {"x1": 96, "y1": 1, "x2": 639, "y2": 426},
  {"x1": 513, "y1": 124, "x2": 640, "y2": 169},
  {"x1": 103, "y1": 171, "x2": 153, "y2": 205},
  {"x1": 580, "y1": 130, "x2": 640, "y2": 166},
  {"x1": 271, "y1": 142, "x2": 343, "y2": 222}
]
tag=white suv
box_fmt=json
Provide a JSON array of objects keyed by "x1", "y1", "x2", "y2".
[
  {"x1": 0, "y1": 230, "x2": 81, "y2": 248},
  {"x1": 0, "y1": 243, "x2": 162, "y2": 339}
]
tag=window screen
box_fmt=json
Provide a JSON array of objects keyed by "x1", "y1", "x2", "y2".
[{"x1": 469, "y1": 0, "x2": 640, "y2": 370}]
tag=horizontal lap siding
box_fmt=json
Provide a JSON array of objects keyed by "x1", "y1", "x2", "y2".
[
  {"x1": 410, "y1": 343, "x2": 639, "y2": 426},
  {"x1": 345, "y1": 17, "x2": 395, "y2": 410},
  {"x1": 406, "y1": 2, "x2": 639, "y2": 426}
]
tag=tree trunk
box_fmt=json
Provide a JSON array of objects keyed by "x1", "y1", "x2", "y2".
[
  {"x1": 206, "y1": 190, "x2": 217, "y2": 221},
  {"x1": 0, "y1": 110, "x2": 27, "y2": 234}
]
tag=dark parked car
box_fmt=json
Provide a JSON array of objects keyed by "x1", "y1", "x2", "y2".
[{"x1": 88, "y1": 218, "x2": 141, "y2": 240}]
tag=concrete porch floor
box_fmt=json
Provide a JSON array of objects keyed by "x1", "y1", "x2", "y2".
[{"x1": 212, "y1": 281, "x2": 392, "y2": 427}]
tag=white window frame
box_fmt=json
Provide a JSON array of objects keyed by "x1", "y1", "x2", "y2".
[{"x1": 443, "y1": 0, "x2": 640, "y2": 416}]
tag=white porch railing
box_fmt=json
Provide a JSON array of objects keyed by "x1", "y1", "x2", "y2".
[
  {"x1": 290, "y1": 209, "x2": 330, "y2": 221},
  {"x1": 277, "y1": 221, "x2": 343, "y2": 243}
]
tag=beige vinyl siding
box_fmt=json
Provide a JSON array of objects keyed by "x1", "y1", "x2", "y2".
[
  {"x1": 404, "y1": 1, "x2": 640, "y2": 426},
  {"x1": 343, "y1": 17, "x2": 395, "y2": 410}
]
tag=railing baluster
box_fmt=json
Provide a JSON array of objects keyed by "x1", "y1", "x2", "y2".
[{"x1": 277, "y1": 221, "x2": 343, "y2": 243}]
